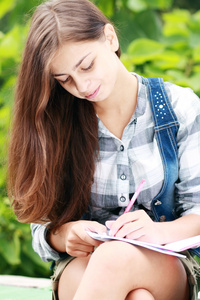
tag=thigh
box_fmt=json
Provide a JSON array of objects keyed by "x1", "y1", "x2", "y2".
[
  {"x1": 73, "y1": 241, "x2": 189, "y2": 300},
  {"x1": 54, "y1": 242, "x2": 192, "y2": 300},
  {"x1": 58, "y1": 255, "x2": 91, "y2": 300}
]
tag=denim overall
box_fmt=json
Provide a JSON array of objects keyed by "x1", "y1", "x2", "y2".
[{"x1": 145, "y1": 77, "x2": 200, "y2": 257}]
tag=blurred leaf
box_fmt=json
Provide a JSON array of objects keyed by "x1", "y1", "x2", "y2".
[
  {"x1": 189, "y1": 33, "x2": 200, "y2": 48},
  {"x1": 127, "y1": 38, "x2": 165, "y2": 64},
  {"x1": 95, "y1": 0, "x2": 115, "y2": 17},
  {"x1": 145, "y1": 0, "x2": 173, "y2": 9},
  {"x1": 163, "y1": 9, "x2": 190, "y2": 37},
  {"x1": 0, "y1": 0, "x2": 16, "y2": 19},
  {"x1": 187, "y1": 73, "x2": 200, "y2": 92},
  {"x1": 22, "y1": 238, "x2": 51, "y2": 271},
  {"x1": 0, "y1": 106, "x2": 10, "y2": 128},
  {"x1": 193, "y1": 45, "x2": 200, "y2": 63},
  {"x1": 112, "y1": 9, "x2": 162, "y2": 52},
  {"x1": 127, "y1": 0, "x2": 173, "y2": 12},
  {"x1": 127, "y1": 0, "x2": 147, "y2": 12},
  {"x1": 153, "y1": 50, "x2": 185, "y2": 70},
  {"x1": 0, "y1": 232, "x2": 21, "y2": 265},
  {"x1": 0, "y1": 76, "x2": 16, "y2": 106},
  {"x1": 0, "y1": 25, "x2": 26, "y2": 60},
  {"x1": 163, "y1": 9, "x2": 191, "y2": 24},
  {"x1": 163, "y1": 22, "x2": 189, "y2": 37}
]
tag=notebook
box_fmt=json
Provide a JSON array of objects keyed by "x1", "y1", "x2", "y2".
[{"x1": 87, "y1": 231, "x2": 200, "y2": 258}]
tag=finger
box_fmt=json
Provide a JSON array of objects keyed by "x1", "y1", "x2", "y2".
[
  {"x1": 68, "y1": 249, "x2": 93, "y2": 257},
  {"x1": 115, "y1": 220, "x2": 143, "y2": 238},
  {"x1": 105, "y1": 220, "x2": 115, "y2": 229},
  {"x1": 66, "y1": 243, "x2": 95, "y2": 256},
  {"x1": 126, "y1": 228, "x2": 145, "y2": 241},
  {"x1": 109, "y1": 210, "x2": 149, "y2": 236},
  {"x1": 109, "y1": 212, "x2": 138, "y2": 236},
  {"x1": 84, "y1": 222, "x2": 107, "y2": 235},
  {"x1": 78, "y1": 230, "x2": 105, "y2": 247}
]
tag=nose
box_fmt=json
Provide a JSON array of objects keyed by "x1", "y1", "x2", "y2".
[{"x1": 75, "y1": 76, "x2": 90, "y2": 94}]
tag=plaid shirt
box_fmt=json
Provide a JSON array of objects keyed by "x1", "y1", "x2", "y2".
[{"x1": 31, "y1": 73, "x2": 200, "y2": 262}]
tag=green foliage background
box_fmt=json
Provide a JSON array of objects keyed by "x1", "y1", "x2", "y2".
[{"x1": 0, "y1": 0, "x2": 200, "y2": 278}]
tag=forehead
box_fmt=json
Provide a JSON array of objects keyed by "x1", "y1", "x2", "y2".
[{"x1": 50, "y1": 40, "x2": 101, "y2": 74}]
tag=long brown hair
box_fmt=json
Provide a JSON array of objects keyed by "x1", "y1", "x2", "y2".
[{"x1": 8, "y1": 0, "x2": 121, "y2": 229}]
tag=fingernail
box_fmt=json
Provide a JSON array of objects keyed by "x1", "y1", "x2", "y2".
[{"x1": 105, "y1": 220, "x2": 114, "y2": 229}]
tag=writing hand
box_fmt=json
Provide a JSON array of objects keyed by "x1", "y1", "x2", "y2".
[{"x1": 107, "y1": 210, "x2": 163, "y2": 245}]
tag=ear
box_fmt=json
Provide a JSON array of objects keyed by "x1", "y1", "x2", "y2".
[{"x1": 103, "y1": 23, "x2": 119, "y2": 52}]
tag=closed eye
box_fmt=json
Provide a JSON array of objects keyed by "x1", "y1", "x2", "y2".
[
  {"x1": 81, "y1": 60, "x2": 94, "y2": 71},
  {"x1": 60, "y1": 77, "x2": 70, "y2": 84}
]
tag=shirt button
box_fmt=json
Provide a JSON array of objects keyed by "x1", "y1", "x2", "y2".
[
  {"x1": 120, "y1": 145, "x2": 124, "y2": 151},
  {"x1": 120, "y1": 174, "x2": 126, "y2": 180},
  {"x1": 120, "y1": 196, "x2": 126, "y2": 202}
]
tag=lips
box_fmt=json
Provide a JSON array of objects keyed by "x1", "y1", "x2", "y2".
[{"x1": 86, "y1": 85, "x2": 100, "y2": 100}]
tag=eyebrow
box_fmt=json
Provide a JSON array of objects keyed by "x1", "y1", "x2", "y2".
[{"x1": 53, "y1": 52, "x2": 91, "y2": 77}]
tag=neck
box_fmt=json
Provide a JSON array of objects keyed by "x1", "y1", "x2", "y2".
[{"x1": 93, "y1": 63, "x2": 138, "y2": 116}]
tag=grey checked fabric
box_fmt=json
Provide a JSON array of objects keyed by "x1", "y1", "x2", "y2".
[{"x1": 31, "y1": 73, "x2": 200, "y2": 262}]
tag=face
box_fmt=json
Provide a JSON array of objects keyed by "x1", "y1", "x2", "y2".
[{"x1": 50, "y1": 24, "x2": 120, "y2": 103}]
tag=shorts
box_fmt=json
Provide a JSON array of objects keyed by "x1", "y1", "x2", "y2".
[
  {"x1": 51, "y1": 251, "x2": 200, "y2": 300},
  {"x1": 51, "y1": 256, "x2": 76, "y2": 300}
]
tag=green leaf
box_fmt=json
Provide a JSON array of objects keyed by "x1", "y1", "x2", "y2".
[
  {"x1": 127, "y1": 0, "x2": 147, "y2": 12},
  {"x1": 22, "y1": 238, "x2": 51, "y2": 271},
  {"x1": 0, "y1": 0, "x2": 16, "y2": 19},
  {"x1": 127, "y1": 38, "x2": 165, "y2": 64},
  {"x1": 189, "y1": 33, "x2": 200, "y2": 49},
  {"x1": 0, "y1": 76, "x2": 16, "y2": 106},
  {"x1": 0, "y1": 232, "x2": 21, "y2": 265},
  {"x1": 0, "y1": 106, "x2": 10, "y2": 128},
  {"x1": 193, "y1": 46, "x2": 200, "y2": 63},
  {"x1": 153, "y1": 50, "x2": 186, "y2": 70},
  {"x1": 145, "y1": 0, "x2": 173, "y2": 10},
  {"x1": 0, "y1": 25, "x2": 27, "y2": 60},
  {"x1": 143, "y1": 64, "x2": 172, "y2": 80},
  {"x1": 163, "y1": 23, "x2": 189, "y2": 38},
  {"x1": 112, "y1": 10, "x2": 162, "y2": 52},
  {"x1": 127, "y1": 0, "x2": 173, "y2": 12},
  {"x1": 162, "y1": 9, "x2": 190, "y2": 37},
  {"x1": 162, "y1": 36, "x2": 188, "y2": 52},
  {"x1": 189, "y1": 11, "x2": 200, "y2": 33},
  {"x1": 163, "y1": 9, "x2": 191, "y2": 24},
  {"x1": 95, "y1": 0, "x2": 115, "y2": 17},
  {"x1": 187, "y1": 73, "x2": 200, "y2": 92}
]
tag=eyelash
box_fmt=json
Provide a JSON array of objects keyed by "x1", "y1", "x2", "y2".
[
  {"x1": 60, "y1": 77, "x2": 70, "y2": 84},
  {"x1": 60, "y1": 61, "x2": 94, "y2": 84},
  {"x1": 81, "y1": 61, "x2": 94, "y2": 71}
]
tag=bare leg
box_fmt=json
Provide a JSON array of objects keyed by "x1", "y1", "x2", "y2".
[
  {"x1": 58, "y1": 241, "x2": 189, "y2": 300},
  {"x1": 58, "y1": 255, "x2": 91, "y2": 300},
  {"x1": 73, "y1": 241, "x2": 189, "y2": 300},
  {"x1": 126, "y1": 289, "x2": 155, "y2": 300}
]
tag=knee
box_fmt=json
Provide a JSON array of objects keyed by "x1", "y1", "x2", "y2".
[
  {"x1": 90, "y1": 241, "x2": 139, "y2": 274},
  {"x1": 126, "y1": 289, "x2": 155, "y2": 300}
]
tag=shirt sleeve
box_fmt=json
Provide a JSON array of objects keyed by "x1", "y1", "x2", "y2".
[
  {"x1": 167, "y1": 83, "x2": 200, "y2": 216},
  {"x1": 31, "y1": 223, "x2": 69, "y2": 262}
]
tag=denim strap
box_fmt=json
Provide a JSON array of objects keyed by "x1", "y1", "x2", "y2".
[
  {"x1": 144, "y1": 77, "x2": 179, "y2": 222},
  {"x1": 144, "y1": 77, "x2": 200, "y2": 257}
]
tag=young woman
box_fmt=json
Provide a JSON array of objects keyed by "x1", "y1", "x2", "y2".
[{"x1": 8, "y1": 0, "x2": 200, "y2": 299}]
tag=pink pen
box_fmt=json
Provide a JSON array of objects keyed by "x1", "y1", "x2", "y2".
[
  {"x1": 109, "y1": 179, "x2": 146, "y2": 237},
  {"x1": 124, "y1": 179, "x2": 146, "y2": 213}
]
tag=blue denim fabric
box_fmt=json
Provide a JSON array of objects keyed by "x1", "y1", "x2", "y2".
[{"x1": 145, "y1": 77, "x2": 200, "y2": 257}]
